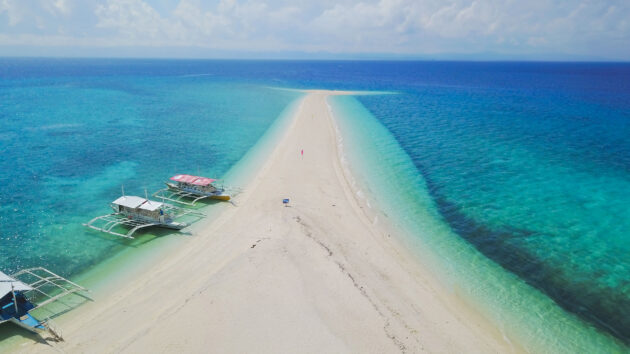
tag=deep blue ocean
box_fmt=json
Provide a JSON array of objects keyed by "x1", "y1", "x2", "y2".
[{"x1": 1, "y1": 58, "x2": 629, "y2": 350}]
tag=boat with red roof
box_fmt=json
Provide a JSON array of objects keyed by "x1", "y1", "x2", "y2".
[{"x1": 153, "y1": 174, "x2": 232, "y2": 206}]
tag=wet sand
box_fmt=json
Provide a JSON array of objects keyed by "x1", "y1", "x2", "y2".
[{"x1": 24, "y1": 90, "x2": 516, "y2": 353}]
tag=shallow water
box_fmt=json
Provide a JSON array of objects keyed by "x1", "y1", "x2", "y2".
[
  {"x1": 330, "y1": 94, "x2": 627, "y2": 353},
  {"x1": 0, "y1": 60, "x2": 301, "y2": 277},
  {"x1": 1, "y1": 59, "x2": 628, "y2": 351},
  {"x1": 352, "y1": 66, "x2": 630, "y2": 345}
]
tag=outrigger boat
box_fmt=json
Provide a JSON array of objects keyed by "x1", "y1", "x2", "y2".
[
  {"x1": 1, "y1": 267, "x2": 88, "y2": 340},
  {"x1": 153, "y1": 174, "x2": 231, "y2": 206},
  {"x1": 83, "y1": 195, "x2": 202, "y2": 239}
]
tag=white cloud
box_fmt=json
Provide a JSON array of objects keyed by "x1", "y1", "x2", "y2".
[
  {"x1": 0, "y1": 0, "x2": 629, "y2": 59},
  {"x1": 1, "y1": 0, "x2": 24, "y2": 26},
  {"x1": 44, "y1": 0, "x2": 72, "y2": 16},
  {"x1": 95, "y1": 0, "x2": 176, "y2": 41},
  {"x1": 172, "y1": 0, "x2": 230, "y2": 38}
]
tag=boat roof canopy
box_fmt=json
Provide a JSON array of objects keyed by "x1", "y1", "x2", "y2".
[
  {"x1": 170, "y1": 174, "x2": 216, "y2": 186},
  {"x1": 112, "y1": 196, "x2": 164, "y2": 211},
  {"x1": 0, "y1": 271, "x2": 33, "y2": 297}
]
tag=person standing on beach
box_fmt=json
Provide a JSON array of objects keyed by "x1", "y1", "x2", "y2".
[{"x1": 301, "y1": 149, "x2": 304, "y2": 157}]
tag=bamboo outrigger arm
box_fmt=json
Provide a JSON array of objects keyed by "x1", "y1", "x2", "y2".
[
  {"x1": 11, "y1": 267, "x2": 90, "y2": 309},
  {"x1": 152, "y1": 188, "x2": 213, "y2": 206},
  {"x1": 1, "y1": 267, "x2": 90, "y2": 340},
  {"x1": 83, "y1": 213, "x2": 159, "y2": 239}
]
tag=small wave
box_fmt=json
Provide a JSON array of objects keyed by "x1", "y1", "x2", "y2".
[
  {"x1": 179, "y1": 73, "x2": 215, "y2": 78},
  {"x1": 25, "y1": 123, "x2": 83, "y2": 132}
]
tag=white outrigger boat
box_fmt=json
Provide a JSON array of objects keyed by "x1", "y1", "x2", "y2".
[
  {"x1": 83, "y1": 195, "x2": 202, "y2": 239},
  {"x1": 153, "y1": 174, "x2": 231, "y2": 206},
  {"x1": 1, "y1": 267, "x2": 88, "y2": 340}
]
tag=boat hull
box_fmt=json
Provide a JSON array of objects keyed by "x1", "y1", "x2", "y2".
[
  {"x1": 112, "y1": 209, "x2": 188, "y2": 231},
  {"x1": 129, "y1": 215, "x2": 188, "y2": 230},
  {"x1": 158, "y1": 221, "x2": 187, "y2": 230},
  {"x1": 9, "y1": 313, "x2": 45, "y2": 333},
  {"x1": 166, "y1": 183, "x2": 231, "y2": 201},
  {"x1": 209, "y1": 194, "x2": 231, "y2": 201}
]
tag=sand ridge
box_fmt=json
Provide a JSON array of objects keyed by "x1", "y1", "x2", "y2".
[{"x1": 23, "y1": 91, "x2": 517, "y2": 353}]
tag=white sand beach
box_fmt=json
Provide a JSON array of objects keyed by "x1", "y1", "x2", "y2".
[{"x1": 22, "y1": 90, "x2": 518, "y2": 353}]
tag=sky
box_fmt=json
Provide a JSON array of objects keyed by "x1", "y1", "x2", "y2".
[{"x1": 0, "y1": 0, "x2": 629, "y2": 60}]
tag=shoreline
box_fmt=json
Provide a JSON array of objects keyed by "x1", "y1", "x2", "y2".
[
  {"x1": 328, "y1": 95, "x2": 628, "y2": 352},
  {"x1": 20, "y1": 90, "x2": 514, "y2": 353},
  {"x1": 325, "y1": 96, "x2": 524, "y2": 350},
  {"x1": 2, "y1": 92, "x2": 304, "y2": 352}
]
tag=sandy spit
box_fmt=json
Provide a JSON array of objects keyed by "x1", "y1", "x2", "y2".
[{"x1": 24, "y1": 90, "x2": 518, "y2": 353}]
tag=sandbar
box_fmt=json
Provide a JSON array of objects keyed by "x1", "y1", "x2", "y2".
[{"x1": 22, "y1": 90, "x2": 517, "y2": 353}]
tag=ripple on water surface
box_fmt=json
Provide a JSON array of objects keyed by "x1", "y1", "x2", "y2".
[{"x1": 331, "y1": 93, "x2": 628, "y2": 352}]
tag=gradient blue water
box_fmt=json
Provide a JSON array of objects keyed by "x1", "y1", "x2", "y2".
[
  {"x1": 329, "y1": 94, "x2": 627, "y2": 352},
  {"x1": 1, "y1": 59, "x2": 629, "y2": 348},
  {"x1": 351, "y1": 65, "x2": 630, "y2": 344},
  {"x1": 0, "y1": 59, "x2": 301, "y2": 278}
]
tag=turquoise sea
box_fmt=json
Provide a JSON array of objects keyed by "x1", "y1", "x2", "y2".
[{"x1": 1, "y1": 59, "x2": 629, "y2": 352}]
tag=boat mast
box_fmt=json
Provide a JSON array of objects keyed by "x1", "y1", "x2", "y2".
[{"x1": 11, "y1": 283, "x2": 18, "y2": 314}]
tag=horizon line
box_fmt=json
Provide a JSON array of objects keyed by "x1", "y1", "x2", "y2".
[{"x1": 1, "y1": 55, "x2": 629, "y2": 64}]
